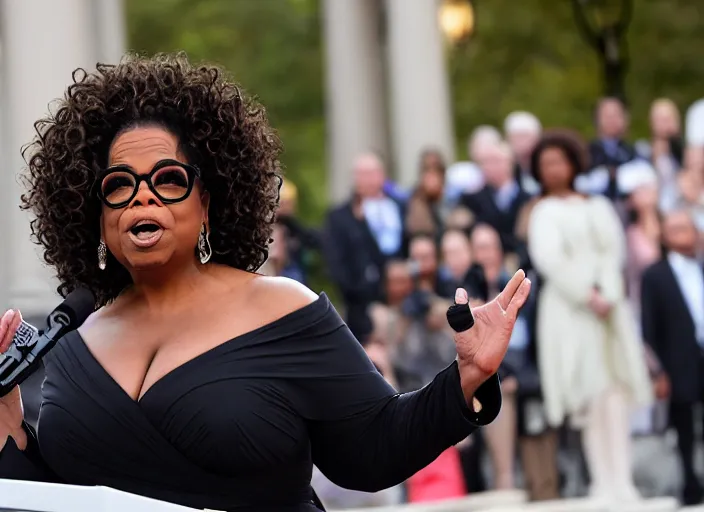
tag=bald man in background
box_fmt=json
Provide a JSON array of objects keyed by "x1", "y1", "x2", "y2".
[
  {"x1": 459, "y1": 142, "x2": 531, "y2": 262},
  {"x1": 641, "y1": 209, "x2": 704, "y2": 504},
  {"x1": 504, "y1": 111, "x2": 542, "y2": 195},
  {"x1": 323, "y1": 152, "x2": 406, "y2": 338}
]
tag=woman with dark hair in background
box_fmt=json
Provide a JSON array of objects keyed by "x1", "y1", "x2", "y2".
[
  {"x1": 405, "y1": 149, "x2": 448, "y2": 241},
  {"x1": 528, "y1": 131, "x2": 652, "y2": 505},
  {"x1": 635, "y1": 99, "x2": 684, "y2": 211},
  {"x1": 0, "y1": 53, "x2": 532, "y2": 512}
]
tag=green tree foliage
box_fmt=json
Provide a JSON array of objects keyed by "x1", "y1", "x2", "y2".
[
  {"x1": 127, "y1": 0, "x2": 704, "y2": 211},
  {"x1": 126, "y1": 0, "x2": 326, "y2": 222},
  {"x1": 449, "y1": 0, "x2": 704, "y2": 156}
]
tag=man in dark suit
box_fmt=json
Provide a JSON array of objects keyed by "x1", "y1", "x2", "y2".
[
  {"x1": 588, "y1": 97, "x2": 637, "y2": 200},
  {"x1": 589, "y1": 97, "x2": 637, "y2": 169},
  {"x1": 459, "y1": 141, "x2": 530, "y2": 261},
  {"x1": 323, "y1": 152, "x2": 405, "y2": 338},
  {"x1": 504, "y1": 111, "x2": 542, "y2": 196},
  {"x1": 641, "y1": 209, "x2": 704, "y2": 505}
]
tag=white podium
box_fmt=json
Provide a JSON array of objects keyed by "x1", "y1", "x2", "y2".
[{"x1": 0, "y1": 479, "x2": 207, "y2": 512}]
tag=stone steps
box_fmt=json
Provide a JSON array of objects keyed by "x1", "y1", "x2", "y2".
[
  {"x1": 484, "y1": 496, "x2": 679, "y2": 512},
  {"x1": 343, "y1": 493, "x2": 685, "y2": 512},
  {"x1": 342, "y1": 490, "x2": 526, "y2": 512}
]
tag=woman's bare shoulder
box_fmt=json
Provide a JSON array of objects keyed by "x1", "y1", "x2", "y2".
[{"x1": 245, "y1": 274, "x2": 320, "y2": 321}]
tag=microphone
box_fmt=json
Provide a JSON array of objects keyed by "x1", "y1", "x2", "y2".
[{"x1": 0, "y1": 288, "x2": 95, "y2": 397}]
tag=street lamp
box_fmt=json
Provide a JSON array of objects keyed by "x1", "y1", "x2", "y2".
[
  {"x1": 571, "y1": 0, "x2": 633, "y2": 102},
  {"x1": 439, "y1": 0, "x2": 475, "y2": 44}
]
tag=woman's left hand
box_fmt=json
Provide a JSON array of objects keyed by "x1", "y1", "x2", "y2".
[{"x1": 453, "y1": 270, "x2": 532, "y2": 401}]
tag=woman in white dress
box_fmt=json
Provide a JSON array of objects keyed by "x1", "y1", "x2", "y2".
[{"x1": 527, "y1": 131, "x2": 652, "y2": 504}]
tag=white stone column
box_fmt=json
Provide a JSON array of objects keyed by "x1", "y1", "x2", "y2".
[
  {"x1": 92, "y1": 0, "x2": 127, "y2": 65},
  {"x1": 323, "y1": 0, "x2": 389, "y2": 203},
  {"x1": 0, "y1": 43, "x2": 7, "y2": 314},
  {"x1": 0, "y1": 0, "x2": 97, "y2": 316},
  {"x1": 385, "y1": 0, "x2": 456, "y2": 187}
]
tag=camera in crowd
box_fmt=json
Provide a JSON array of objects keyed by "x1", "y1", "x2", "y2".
[{"x1": 400, "y1": 259, "x2": 433, "y2": 320}]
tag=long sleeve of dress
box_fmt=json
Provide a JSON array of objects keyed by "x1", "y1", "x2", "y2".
[
  {"x1": 589, "y1": 197, "x2": 627, "y2": 303},
  {"x1": 0, "y1": 421, "x2": 60, "y2": 482},
  {"x1": 528, "y1": 200, "x2": 595, "y2": 305},
  {"x1": 286, "y1": 298, "x2": 502, "y2": 492}
]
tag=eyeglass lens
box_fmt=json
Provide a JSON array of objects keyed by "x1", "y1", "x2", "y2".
[{"x1": 101, "y1": 164, "x2": 191, "y2": 206}]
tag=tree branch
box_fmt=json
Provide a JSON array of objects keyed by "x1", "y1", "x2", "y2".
[
  {"x1": 571, "y1": 0, "x2": 601, "y2": 48},
  {"x1": 615, "y1": 0, "x2": 634, "y2": 34}
]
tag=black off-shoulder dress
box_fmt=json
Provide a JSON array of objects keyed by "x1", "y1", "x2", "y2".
[{"x1": 0, "y1": 293, "x2": 501, "y2": 511}]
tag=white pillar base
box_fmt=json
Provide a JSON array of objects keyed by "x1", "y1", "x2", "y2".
[
  {"x1": 0, "y1": 0, "x2": 96, "y2": 316},
  {"x1": 385, "y1": 0, "x2": 456, "y2": 187},
  {"x1": 323, "y1": 0, "x2": 388, "y2": 203}
]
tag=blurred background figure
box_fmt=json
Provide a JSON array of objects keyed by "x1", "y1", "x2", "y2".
[
  {"x1": 460, "y1": 142, "x2": 530, "y2": 265},
  {"x1": 275, "y1": 179, "x2": 321, "y2": 284},
  {"x1": 504, "y1": 111, "x2": 542, "y2": 196},
  {"x1": 636, "y1": 99, "x2": 683, "y2": 199},
  {"x1": 588, "y1": 97, "x2": 637, "y2": 200},
  {"x1": 439, "y1": 229, "x2": 478, "y2": 298},
  {"x1": 620, "y1": 161, "x2": 661, "y2": 321},
  {"x1": 641, "y1": 210, "x2": 704, "y2": 505},
  {"x1": 393, "y1": 235, "x2": 456, "y2": 392},
  {"x1": 469, "y1": 224, "x2": 518, "y2": 491},
  {"x1": 589, "y1": 97, "x2": 637, "y2": 170},
  {"x1": 323, "y1": 152, "x2": 405, "y2": 338},
  {"x1": 368, "y1": 260, "x2": 413, "y2": 359},
  {"x1": 405, "y1": 149, "x2": 448, "y2": 241},
  {"x1": 445, "y1": 125, "x2": 502, "y2": 205},
  {"x1": 468, "y1": 223, "x2": 558, "y2": 501},
  {"x1": 528, "y1": 131, "x2": 651, "y2": 504}
]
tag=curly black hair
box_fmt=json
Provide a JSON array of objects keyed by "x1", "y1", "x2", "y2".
[
  {"x1": 20, "y1": 53, "x2": 283, "y2": 306},
  {"x1": 530, "y1": 129, "x2": 587, "y2": 193}
]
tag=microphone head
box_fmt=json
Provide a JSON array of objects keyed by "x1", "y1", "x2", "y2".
[{"x1": 54, "y1": 288, "x2": 96, "y2": 328}]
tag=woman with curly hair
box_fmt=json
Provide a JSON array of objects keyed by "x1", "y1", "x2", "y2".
[
  {"x1": 527, "y1": 130, "x2": 651, "y2": 504},
  {"x1": 0, "y1": 54, "x2": 531, "y2": 511}
]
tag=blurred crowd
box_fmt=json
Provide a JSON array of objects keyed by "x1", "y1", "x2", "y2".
[{"x1": 263, "y1": 96, "x2": 704, "y2": 509}]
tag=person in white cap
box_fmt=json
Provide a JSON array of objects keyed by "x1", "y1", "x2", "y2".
[
  {"x1": 685, "y1": 98, "x2": 704, "y2": 148},
  {"x1": 504, "y1": 111, "x2": 542, "y2": 195}
]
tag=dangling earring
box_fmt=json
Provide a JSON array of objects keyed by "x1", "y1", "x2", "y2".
[
  {"x1": 97, "y1": 240, "x2": 107, "y2": 270},
  {"x1": 198, "y1": 223, "x2": 212, "y2": 264}
]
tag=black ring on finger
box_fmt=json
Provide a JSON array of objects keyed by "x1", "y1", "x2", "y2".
[{"x1": 446, "y1": 302, "x2": 475, "y2": 332}]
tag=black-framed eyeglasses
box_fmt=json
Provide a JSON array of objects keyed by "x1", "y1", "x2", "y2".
[{"x1": 93, "y1": 159, "x2": 201, "y2": 209}]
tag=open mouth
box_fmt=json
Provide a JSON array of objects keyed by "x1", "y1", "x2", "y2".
[{"x1": 128, "y1": 220, "x2": 164, "y2": 247}]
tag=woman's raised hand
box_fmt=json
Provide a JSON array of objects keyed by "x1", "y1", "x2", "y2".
[{"x1": 452, "y1": 270, "x2": 532, "y2": 400}]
